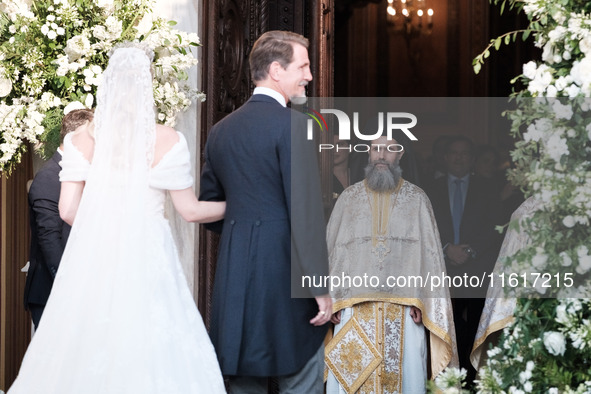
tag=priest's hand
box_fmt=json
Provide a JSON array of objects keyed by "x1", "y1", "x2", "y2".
[
  {"x1": 310, "y1": 295, "x2": 333, "y2": 326},
  {"x1": 446, "y1": 244, "x2": 470, "y2": 265},
  {"x1": 409, "y1": 306, "x2": 422, "y2": 324},
  {"x1": 330, "y1": 310, "x2": 341, "y2": 325}
]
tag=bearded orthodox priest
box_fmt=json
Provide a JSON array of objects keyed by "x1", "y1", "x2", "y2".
[{"x1": 325, "y1": 133, "x2": 458, "y2": 393}]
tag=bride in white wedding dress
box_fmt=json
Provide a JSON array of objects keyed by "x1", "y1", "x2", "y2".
[{"x1": 8, "y1": 46, "x2": 226, "y2": 393}]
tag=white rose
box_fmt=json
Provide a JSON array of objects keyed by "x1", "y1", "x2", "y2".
[
  {"x1": 105, "y1": 16, "x2": 122, "y2": 36},
  {"x1": 64, "y1": 35, "x2": 91, "y2": 62},
  {"x1": 526, "y1": 360, "x2": 535, "y2": 371},
  {"x1": 523, "y1": 382, "x2": 533, "y2": 393},
  {"x1": 576, "y1": 255, "x2": 591, "y2": 275},
  {"x1": 92, "y1": 25, "x2": 108, "y2": 40},
  {"x1": 560, "y1": 251, "x2": 572, "y2": 267},
  {"x1": 565, "y1": 84, "x2": 580, "y2": 97},
  {"x1": 56, "y1": 27, "x2": 65, "y2": 35},
  {"x1": 555, "y1": 76, "x2": 571, "y2": 91},
  {"x1": 523, "y1": 61, "x2": 537, "y2": 79},
  {"x1": 544, "y1": 133, "x2": 569, "y2": 162},
  {"x1": 40, "y1": 24, "x2": 49, "y2": 35},
  {"x1": 571, "y1": 57, "x2": 591, "y2": 89},
  {"x1": 84, "y1": 94, "x2": 94, "y2": 108},
  {"x1": 552, "y1": 100, "x2": 573, "y2": 120},
  {"x1": 555, "y1": 303, "x2": 569, "y2": 325},
  {"x1": 543, "y1": 331, "x2": 566, "y2": 356},
  {"x1": 519, "y1": 370, "x2": 533, "y2": 383},
  {"x1": 47, "y1": 14, "x2": 55, "y2": 21},
  {"x1": 580, "y1": 35, "x2": 591, "y2": 55},
  {"x1": 563, "y1": 215, "x2": 576, "y2": 227},
  {"x1": 532, "y1": 253, "x2": 548, "y2": 269},
  {"x1": 47, "y1": 30, "x2": 57, "y2": 40},
  {"x1": 0, "y1": 77, "x2": 12, "y2": 97}
]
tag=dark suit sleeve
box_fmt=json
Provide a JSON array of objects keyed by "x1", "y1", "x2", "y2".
[
  {"x1": 468, "y1": 182, "x2": 504, "y2": 273},
  {"x1": 29, "y1": 172, "x2": 65, "y2": 278},
  {"x1": 199, "y1": 130, "x2": 225, "y2": 234},
  {"x1": 286, "y1": 114, "x2": 329, "y2": 297}
]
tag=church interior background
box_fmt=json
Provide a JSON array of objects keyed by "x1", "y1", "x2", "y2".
[{"x1": 0, "y1": 0, "x2": 536, "y2": 390}]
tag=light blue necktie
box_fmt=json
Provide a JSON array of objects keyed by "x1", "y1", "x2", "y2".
[{"x1": 452, "y1": 179, "x2": 463, "y2": 244}]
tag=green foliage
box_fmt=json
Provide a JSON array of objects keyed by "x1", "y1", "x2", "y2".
[
  {"x1": 429, "y1": 0, "x2": 591, "y2": 391},
  {"x1": 0, "y1": 0, "x2": 202, "y2": 173}
]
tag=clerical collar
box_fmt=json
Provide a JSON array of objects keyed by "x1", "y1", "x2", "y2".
[
  {"x1": 253, "y1": 87, "x2": 287, "y2": 107},
  {"x1": 57, "y1": 147, "x2": 64, "y2": 157}
]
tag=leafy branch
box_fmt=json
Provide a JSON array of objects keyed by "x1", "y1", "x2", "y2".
[{"x1": 473, "y1": 29, "x2": 538, "y2": 74}]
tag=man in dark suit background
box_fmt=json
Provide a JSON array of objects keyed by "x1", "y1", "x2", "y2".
[
  {"x1": 200, "y1": 31, "x2": 331, "y2": 393},
  {"x1": 24, "y1": 109, "x2": 94, "y2": 328},
  {"x1": 426, "y1": 135, "x2": 502, "y2": 385}
]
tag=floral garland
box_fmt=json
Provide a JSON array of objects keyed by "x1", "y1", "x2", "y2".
[
  {"x1": 475, "y1": 0, "x2": 591, "y2": 300},
  {"x1": 433, "y1": 0, "x2": 591, "y2": 392},
  {"x1": 0, "y1": 0, "x2": 205, "y2": 173}
]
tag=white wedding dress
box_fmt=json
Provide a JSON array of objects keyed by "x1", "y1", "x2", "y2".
[{"x1": 8, "y1": 131, "x2": 226, "y2": 393}]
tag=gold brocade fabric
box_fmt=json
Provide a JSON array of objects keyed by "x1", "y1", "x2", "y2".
[
  {"x1": 326, "y1": 302, "x2": 405, "y2": 393},
  {"x1": 326, "y1": 180, "x2": 458, "y2": 379},
  {"x1": 470, "y1": 197, "x2": 542, "y2": 369}
]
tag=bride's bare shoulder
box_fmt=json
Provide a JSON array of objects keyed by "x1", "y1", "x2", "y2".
[
  {"x1": 153, "y1": 124, "x2": 180, "y2": 166},
  {"x1": 70, "y1": 122, "x2": 95, "y2": 162}
]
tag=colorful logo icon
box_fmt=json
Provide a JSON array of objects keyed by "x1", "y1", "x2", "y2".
[{"x1": 304, "y1": 108, "x2": 329, "y2": 133}]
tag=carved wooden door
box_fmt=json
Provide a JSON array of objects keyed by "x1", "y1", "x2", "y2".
[{"x1": 0, "y1": 151, "x2": 33, "y2": 391}]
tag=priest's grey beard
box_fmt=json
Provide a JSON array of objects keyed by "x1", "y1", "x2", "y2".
[{"x1": 364, "y1": 159, "x2": 402, "y2": 192}]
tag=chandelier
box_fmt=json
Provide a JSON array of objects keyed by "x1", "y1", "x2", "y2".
[{"x1": 386, "y1": 0, "x2": 433, "y2": 35}]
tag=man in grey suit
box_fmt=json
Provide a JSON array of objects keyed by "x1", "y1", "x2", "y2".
[
  {"x1": 24, "y1": 109, "x2": 94, "y2": 328},
  {"x1": 200, "y1": 31, "x2": 332, "y2": 393}
]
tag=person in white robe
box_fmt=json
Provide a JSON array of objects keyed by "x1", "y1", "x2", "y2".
[
  {"x1": 325, "y1": 135, "x2": 458, "y2": 393},
  {"x1": 470, "y1": 197, "x2": 541, "y2": 370}
]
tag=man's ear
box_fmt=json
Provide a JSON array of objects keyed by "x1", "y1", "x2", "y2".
[{"x1": 268, "y1": 61, "x2": 282, "y2": 81}]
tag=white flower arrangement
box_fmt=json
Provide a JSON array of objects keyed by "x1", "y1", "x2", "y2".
[
  {"x1": 427, "y1": 1, "x2": 591, "y2": 392},
  {"x1": 0, "y1": 0, "x2": 205, "y2": 173}
]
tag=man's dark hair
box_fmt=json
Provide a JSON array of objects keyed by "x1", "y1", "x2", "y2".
[
  {"x1": 60, "y1": 109, "x2": 94, "y2": 142},
  {"x1": 249, "y1": 30, "x2": 309, "y2": 83}
]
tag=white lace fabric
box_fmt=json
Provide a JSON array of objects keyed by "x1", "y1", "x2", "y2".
[{"x1": 9, "y1": 48, "x2": 225, "y2": 393}]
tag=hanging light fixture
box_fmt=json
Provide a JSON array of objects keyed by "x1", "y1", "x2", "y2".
[{"x1": 386, "y1": 0, "x2": 433, "y2": 35}]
